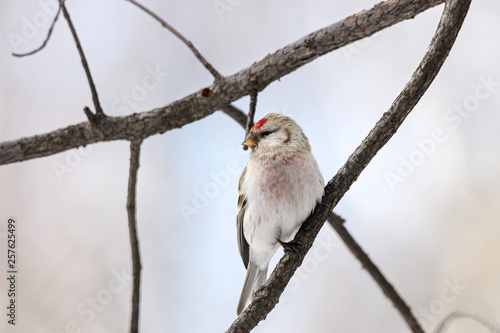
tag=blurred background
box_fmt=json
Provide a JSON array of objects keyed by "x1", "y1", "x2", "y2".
[{"x1": 1, "y1": 0, "x2": 500, "y2": 332}]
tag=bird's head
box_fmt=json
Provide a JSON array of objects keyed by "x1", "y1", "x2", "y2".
[{"x1": 242, "y1": 113, "x2": 311, "y2": 156}]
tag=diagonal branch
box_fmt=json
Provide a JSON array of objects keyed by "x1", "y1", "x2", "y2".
[
  {"x1": 125, "y1": 0, "x2": 222, "y2": 79},
  {"x1": 12, "y1": 4, "x2": 62, "y2": 57},
  {"x1": 227, "y1": 0, "x2": 471, "y2": 331},
  {"x1": 226, "y1": 68, "x2": 420, "y2": 331},
  {"x1": 127, "y1": 140, "x2": 143, "y2": 333},
  {"x1": 327, "y1": 213, "x2": 423, "y2": 332},
  {"x1": 0, "y1": 0, "x2": 445, "y2": 166},
  {"x1": 59, "y1": 0, "x2": 105, "y2": 120},
  {"x1": 221, "y1": 105, "x2": 248, "y2": 128}
]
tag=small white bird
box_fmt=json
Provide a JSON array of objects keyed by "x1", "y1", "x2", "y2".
[{"x1": 236, "y1": 113, "x2": 324, "y2": 315}]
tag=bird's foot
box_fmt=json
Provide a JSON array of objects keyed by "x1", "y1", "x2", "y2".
[{"x1": 279, "y1": 240, "x2": 302, "y2": 259}]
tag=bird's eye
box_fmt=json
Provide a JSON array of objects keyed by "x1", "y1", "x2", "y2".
[{"x1": 262, "y1": 131, "x2": 272, "y2": 136}]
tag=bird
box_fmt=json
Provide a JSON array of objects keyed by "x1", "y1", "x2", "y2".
[{"x1": 236, "y1": 113, "x2": 324, "y2": 315}]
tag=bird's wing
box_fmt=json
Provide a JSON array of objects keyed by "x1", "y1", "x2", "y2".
[{"x1": 237, "y1": 166, "x2": 249, "y2": 269}]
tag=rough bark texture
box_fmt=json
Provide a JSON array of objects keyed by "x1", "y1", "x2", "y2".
[
  {"x1": 0, "y1": 0, "x2": 444, "y2": 166},
  {"x1": 226, "y1": 0, "x2": 471, "y2": 331}
]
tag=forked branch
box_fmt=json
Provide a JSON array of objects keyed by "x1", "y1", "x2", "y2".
[
  {"x1": 59, "y1": 0, "x2": 105, "y2": 120},
  {"x1": 227, "y1": 0, "x2": 471, "y2": 331},
  {"x1": 0, "y1": 0, "x2": 445, "y2": 166},
  {"x1": 125, "y1": 0, "x2": 222, "y2": 79}
]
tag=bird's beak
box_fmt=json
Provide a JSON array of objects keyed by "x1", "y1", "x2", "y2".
[{"x1": 242, "y1": 139, "x2": 257, "y2": 149}]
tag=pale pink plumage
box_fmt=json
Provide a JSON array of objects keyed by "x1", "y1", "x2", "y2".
[{"x1": 236, "y1": 113, "x2": 324, "y2": 314}]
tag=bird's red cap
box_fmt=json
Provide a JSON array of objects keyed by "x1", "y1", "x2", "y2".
[{"x1": 251, "y1": 117, "x2": 267, "y2": 130}]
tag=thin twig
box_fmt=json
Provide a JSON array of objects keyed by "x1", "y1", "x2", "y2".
[
  {"x1": 125, "y1": 0, "x2": 222, "y2": 79},
  {"x1": 227, "y1": 0, "x2": 471, "y2": 331},
  {"x1": 127, "y1": 140, "x2": 142, "y2": 333},
  {"x1": 0, "y1": 0, "x2": 446, "y2": 166},
  {"x1": 12, "y1": 5, "x2": 62, "y2": 57},
  {"x1": 245, "y1": 91, "x2": 258, "y2": 135},
  {"x1": 59, "y1": 0, "x2": 105, "y2": 119},
  {"x1": 241, "y1": 91, "x2": 258, "y2": 150},
  {"x1": 327, "y1": 212, "x2": 423, "y2": 332},
  {"x1": 221, "y1": 105, "x2": 248, "y2": 129},
  {"x1": 432, "y1": 311, "x2": 500, "y2": 333}
]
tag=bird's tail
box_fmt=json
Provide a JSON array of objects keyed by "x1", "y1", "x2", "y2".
[{"x1": 237, "y1": 261, "x2": 268, "y2": 315}]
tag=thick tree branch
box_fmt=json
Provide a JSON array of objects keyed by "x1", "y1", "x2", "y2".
[
  {"x1": 327, "y1": 213, "x2": 423, "y2": 332},
  {"x1": 0, "y1": 0, "x2": 444, "y2": 166},
  {"x1": 127, "y1": 140, "x2": 142, "y2": 333},
  {"x1": 59, "y1": 0, "x2": 105, "y2": 120},
  {"x1": 227, "y1": 0, "x2": 471, "y2": 331}
]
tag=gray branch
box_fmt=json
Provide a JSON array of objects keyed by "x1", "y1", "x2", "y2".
[
  {"x1": 125, "y1": 0, "x2": 222, "y2": 79},
  {"x1": 226, "y1": 0, "x2": 471, "y2": 331},
  {"x1": 0, "y1": 0, "x2": 444, "y2": 166},
  {"x1": 127, "y1": 140, "x2": 142, "y2": 333},
  {"x1": 327, "y1": 212, "x2": 423, "y2": 332},
  {"x1": 221, "y1": 105, "x2": 248, "y2": 129}
]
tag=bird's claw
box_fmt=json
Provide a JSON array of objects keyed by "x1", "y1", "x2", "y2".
[{"x1": 279, "y1": 240, "x2": 302, "y2": 258}]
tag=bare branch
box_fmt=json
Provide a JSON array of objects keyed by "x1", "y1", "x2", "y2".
[
  {"x1": 221, "y1": 105, "x2": 248, "y2": 129},
  {"x1": 432, "y1": 311, "x2": 500, "y2": 333},
  {"x1": 125, "y1": 0, "x2": 222, "y2": 79},
  {"x1": 125, "y1": 0, "x2": 250, "y2": 130},
  {"x1": 245, "y1": 92, "x2": 258, "y2": 135},
  {"x1": 127, "y1": 140, "x2": 142, "y2": 333},
  {"x1": 0, "y1": 0, "x2": 445, "y2": 166},
  {"x1": 327, "y1": 212, "x2": 423, "y2": 332},
  {"x1": 241, "y1": 91, "x2": 258, "y2": 151},
  {"x1": 59, "y1": 0, "x2": 105, "y2": 119},
  {"x1": 227, "y1": 0, "x2": 471, "y2": 331},
  {"x1": 12, "y1": 4, "x2": 62, "y2": 57}
]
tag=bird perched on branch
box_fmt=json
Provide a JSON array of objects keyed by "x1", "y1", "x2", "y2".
[{"x1": 236, "y1": 113, "x2": 324, "y2": 314}]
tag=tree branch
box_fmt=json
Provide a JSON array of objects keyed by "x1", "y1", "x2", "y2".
[
  {"x1": 124, "y1": 0, "x2": 257, "y2": 128},
  {"x1": 125, "y1": 0, "x2": 222, "y2": 79},
  {"x1": 59, "y1": 0, "x2": 105, "y2": 120},
  {"x1": 127, "y1": 140, "x2": 142, "y2": 333},
  {"x1": 241, "y1": 91, "x2": 258, "y2": 151},
  {"x1": 12, "y1": 4, "x2": 62, "y2": 57},
  {"x1": 327, "y1": 212, "x2": 423, "y2": 332},
  {"x1": 221, "y1": 105, "x2": 248, "y2": 128},
  {"x1": 245, "y1": 91, "x2": 258, "y2": 136},
  {"x1": 227, "y1": 0, "x2": 471, "y2": 331},
  {"x1": 0, "y1": 0, "x2": 445, "y2": 166},
  {"x1": 432, "y1": 311, "x2": 500, "y2": 333}
]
